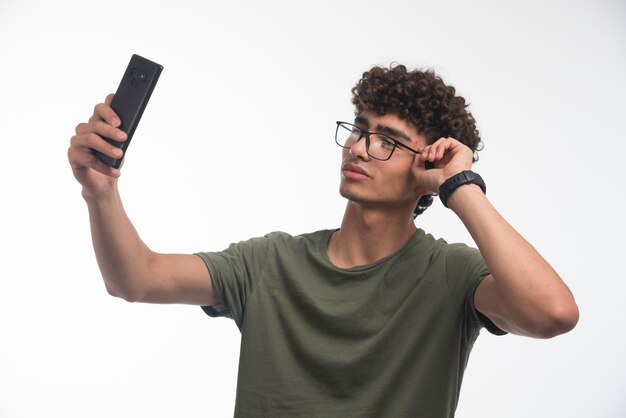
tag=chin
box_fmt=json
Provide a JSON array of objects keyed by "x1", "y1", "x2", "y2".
[
  {"x1": 339, "y1": 185, "x2": 363, "y2": 202},
  {"x1": 339, "y1": 185, "x2": 358, "y2": 201},
  {"x1": 339, "y1": 183, "x2": 376, "y2": 205}
]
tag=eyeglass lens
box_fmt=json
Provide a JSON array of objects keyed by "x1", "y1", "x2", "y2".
[{"x1": 336, "y1": 123, "x2": 396, "y2": 160}]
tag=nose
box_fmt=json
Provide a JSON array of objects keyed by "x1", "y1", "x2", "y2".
[{"x1": 348, "y1": 134, "x2": 369, "y2": 160}]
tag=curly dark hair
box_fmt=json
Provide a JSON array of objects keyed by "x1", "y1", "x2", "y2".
[{"x1": 351, "y1": 64, "x2": 482, "y2": 217}]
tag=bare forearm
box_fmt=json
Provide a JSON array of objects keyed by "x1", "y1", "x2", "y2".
[
  {"x1": 448, "y1": 185, "x2": 578, "y2": 336},
  {"x1": 83, "y1": 184, "x2": 153, "y2": 301},
  {"x1": 449, "y1": 185, "x2": 558, "y2": 295}
]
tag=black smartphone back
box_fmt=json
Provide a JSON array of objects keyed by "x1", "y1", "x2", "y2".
[{"x1": 95, "y1": 54, "x2": 163, "y2": 168}]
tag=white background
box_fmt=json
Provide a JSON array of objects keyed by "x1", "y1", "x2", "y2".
[{"x1": 1, "y1": 0, "x2": 624, "y2": 417}]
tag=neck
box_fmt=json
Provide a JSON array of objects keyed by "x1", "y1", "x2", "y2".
[{"x1": 328, "y1": 202, "x2": 418, "y2": 268}]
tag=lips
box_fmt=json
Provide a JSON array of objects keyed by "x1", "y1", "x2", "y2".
[{"x1": 341, "y1": 163, "x2": 370, "y2": 179}]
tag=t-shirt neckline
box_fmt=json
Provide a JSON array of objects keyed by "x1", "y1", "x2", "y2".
[{"x1": 319, "y1": 228, "x2": 424, "y2": 273}]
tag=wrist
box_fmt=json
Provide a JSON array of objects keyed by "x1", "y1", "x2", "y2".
[
  {"x1": 446, "y1": 183, "x2": 485, "y2": 211},
  {"x1": 438, "y1": 170, "x2": 486, "y2": 208},
  {"x1": 81, "y1": 182, "x2": 119, "y2": 204}
]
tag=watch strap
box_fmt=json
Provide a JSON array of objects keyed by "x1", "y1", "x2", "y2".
[{"x1": 438, "y1": 170, "x2": 486, "y2": 208}]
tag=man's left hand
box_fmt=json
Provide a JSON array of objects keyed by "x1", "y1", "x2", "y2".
[{"x1": 411, "y1": 137, "x2": 474, "y2": 195}]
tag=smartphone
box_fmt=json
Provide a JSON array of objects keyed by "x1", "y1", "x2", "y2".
[{"x1": 94, "y1": 54, "x2": 163, "y2": 168}]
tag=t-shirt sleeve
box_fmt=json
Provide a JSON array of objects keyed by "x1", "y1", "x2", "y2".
[
  {"x1": 445, "y1": 244, "x2": 506, "y2": 336},
  {"x1": 195, "y1": 235, "x2": 271, "y2": 329}
]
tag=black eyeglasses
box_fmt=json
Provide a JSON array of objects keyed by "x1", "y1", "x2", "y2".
[{"x1": 335, "y1": 121, "x2": 420, "y2": 161}]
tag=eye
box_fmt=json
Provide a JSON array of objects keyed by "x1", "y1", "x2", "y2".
[{"x1": 379, "y1": 137, "x2": 396, "y2": 149}]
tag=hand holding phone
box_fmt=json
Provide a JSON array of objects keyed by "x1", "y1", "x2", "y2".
[{"x1": 94, "y1": 54, "x2": 163, "y2": 168}]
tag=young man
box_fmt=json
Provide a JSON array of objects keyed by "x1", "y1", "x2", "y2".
[{"x1": 68, "y1": 64, "x2": 579, "y2": 417}]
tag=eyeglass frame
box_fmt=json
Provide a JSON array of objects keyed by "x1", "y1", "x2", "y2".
[{"x1": 335, "y1": 121, "x2": 421, "y2": 161}]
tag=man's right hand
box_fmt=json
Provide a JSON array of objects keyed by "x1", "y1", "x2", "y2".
[{"x1": 68, "y1": 94, "x2": 127, "y2": 197}]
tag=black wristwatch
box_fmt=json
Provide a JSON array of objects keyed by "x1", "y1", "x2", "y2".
[{"x1": 438, "y1": 170, "x2": 486, "y2": 208}]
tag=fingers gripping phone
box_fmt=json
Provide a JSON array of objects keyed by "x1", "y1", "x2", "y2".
[{"x1": 94, "y1": 54, "x2": 163, "y2": 168}]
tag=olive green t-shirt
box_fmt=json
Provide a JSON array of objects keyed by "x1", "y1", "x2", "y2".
[{"x1": 197, "y1": 229, "x2": 500, "y2": 417}]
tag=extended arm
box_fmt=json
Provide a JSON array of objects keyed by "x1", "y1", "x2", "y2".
[
  {"x1": 68, "y1": 95, "x2": 218, "y2": 306},
  {"x1": 413, "y1": 138, "x2": 579, "y2": 338}
]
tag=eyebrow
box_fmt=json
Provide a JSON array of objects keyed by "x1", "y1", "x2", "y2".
[
  {"x1": 354, "y1": 115, "x2": 370, "y2": 128},
  {"x1": 353, "y1": 115, "x2": 412, "y2": 143}
]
